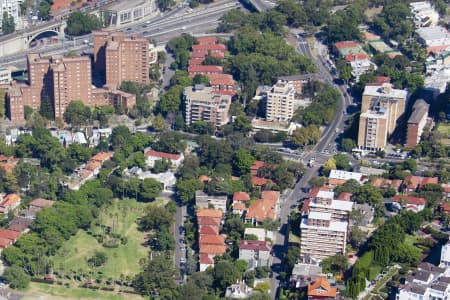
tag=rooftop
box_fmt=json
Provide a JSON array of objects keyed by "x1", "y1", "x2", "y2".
[
  {"x1": 144, "y1": 150, "x2": 181, "y2": 160},
  {"x1": 393, "y1": 195, "x2": 426, "y2": 205},
  {"x1": 233, "y1": 191, "x2": 250, "y2": 202},
  {"x1": 316, "y1": 190, "x2": 334, "y2": 199},
  {"x1": 239, "y1": 240, "x2": 271, "y2": 251},
  {"x1": 301, "y1": 218, "x2": 348, "y2": 232},
  {"x1": 363, "y1": 83, "x2": 408, "y2": 99},
  {"x1": 329, "y1": 169, "x2": 363, "y2": 181},
  {"x1": 308, "y1": 277, "x2": 337, "y2": 298},
  {"x1": 29, "y1": 198, "x2": 55, "y2": 208},
  {"x1": 199, "y1": 244, "x2": 226, "y2": 255},
  {"x1": 408, "y1": 99, "x2": 430, "y2": 124},
  {"x1": 192, "y1": 44, "x2": 226, "y2": 52},
  {"x1": 199, "y1": 225, "x2": 219, "y2": 235},
  {"x1": 196, "y1": 37, "x2": 218, "y2": 45},
  {"x1": 208, "y1": 74, "x2": 234, "y2": 86},
  {"x1": 0, "y1": 194, "x2": 21, "y2": 207},
  {"x1": 416, "y1": 26, "x2": 450, "y2": 43},
  {"x1": 308, "y1": 211, "x2": 332, "y2": 221},
  {"x1": 334, "y1": 41, "x2": 361, "y2": 50},
  {"x1": 199, "y1": 234, "x2": 225, "y2": 245},
  {"x1": 197, "y1": 209, "x2": 223, "y2": 219},
  {"x1": 0, "y1": 229, "x2": 21, "y2": 240}
]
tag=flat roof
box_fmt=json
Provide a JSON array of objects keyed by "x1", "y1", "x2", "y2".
[
  {"x1": 310, "y1": 199, "x2": 354, "y2": 212},
  {"x1": 329, "y1": 169, "x2": 363, "y2": 181},
  {"x1": 363, "y1": 84, "x2": 408, "y2": 99},
  {"x1": 416, "y1": 26, "x2": 450, "y2": 41},
  {"x1": 408, "y1": 99, "x2": 429, "y2": 124},
  {"x1": 317, "y1": 190, "x2": 334, "y2": 199}
]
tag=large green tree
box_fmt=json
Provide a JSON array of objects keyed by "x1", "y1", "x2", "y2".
[
  {"x1": 63, "y1": 101, "x2": 91, "y2": 126},
  {"x1": 2, "y1": 12, "x2": 15, "y2": 35},
  {"x1": 65, "y1": 11, "x2": 102, "y2": 36}
]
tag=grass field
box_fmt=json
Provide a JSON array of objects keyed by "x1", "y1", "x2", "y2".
[
  {"x1": 51, "y1": 198, "x2": 151, "y2": 280},
  {"x1": 437, "y1": 123, "x2": 450, "y2": 146},
  {"x1": 22, "y1": 282, "x2": 143, "y2": 300}
]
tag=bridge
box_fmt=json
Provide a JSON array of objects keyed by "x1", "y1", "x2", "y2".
[{"x1": 0, "y1": 20, "x2": 66, "y2": 57}]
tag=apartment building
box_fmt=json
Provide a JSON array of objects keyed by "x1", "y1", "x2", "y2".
[
  {"x1": 358, "y1": 83, "x2": 407, "y2": 150},
  {"x1": 27, "y1": 53, "x2": 53, "y2": 111},
  {"x1": 406, "y1": 99, "x2": 430, "y2": 148},
  {"x1": 93, "y1": 30, "x2": 154, "y2": 87},
  {"x1": 303, "y1": 190, "x2": 353, "y2": 222},
  {"x1": 0, "y1": 0, "x2": 20, "y2": 27},
  {"x1": 410, "y1": 2, "x2": 439, "y2": 28},
  {"x1": 300, "y1": 211, "x2": 348, "y2": 259},
  {"x1": 51, "y1": 55, "x2": 92, "y2": 119},
  {"x1": 239, "y1": 240, "x2": 272, "y2": 269},
  {"x1": 266, "y1": 80, "x2": 296, "y2": 122},
  {"x1": 183, "y1": 85, "x2": 231, "y2": 127},
  {"x1": 195, "y1": 190, "x2": 228, "y2": 212},
  {"x1": 0, "y1": 68, "x2": 11, "y2": 84},
  {"x1": 5, "y1": 81, "x2": 26, "y2": 122},
  {"x1": 440, "y1": 239, "x2": 450, "y2": 269}
]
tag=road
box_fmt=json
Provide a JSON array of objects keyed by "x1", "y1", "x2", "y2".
[
  {"x1": 174, "y1": 204, "x2": 187, "y2": 283},
  {"x1": 269, "y1": 36, "x2": 353, "y2": 299},
  {"x1": 0, "y1": 0, "x2": 240, "y2": 69}
]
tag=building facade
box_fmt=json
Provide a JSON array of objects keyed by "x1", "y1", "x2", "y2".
[
  {"x1": 406, "y1": 99, "x2": 429, "y2": 148},
  {"x1": 183, "y1": 85, "x2": 231, "y2": 127},
  {"x1": 358, "y1": 83, "x2": 407, "y2": 150},
  {"x1": 0, "y1": 0, "x2": 20, "y2": 29},
  {"x1": 51, "y1": 55, "x2": 92, "y2": 119},
  {"x1": 266, "y1": 80, "x2": 296, "y2": 122},
  {"x1": 102, "y1": 0, "x2": 157, "y2": 27},
  {"x1": 239, "y1": 240, "x2": 271, "y2": 269},
  {"x1": 27, "y1": 53, "x2": 53, "y2": 111}
]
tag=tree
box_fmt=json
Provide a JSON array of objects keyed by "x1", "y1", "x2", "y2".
[
  {"x1": 152, "y1": 114, "x2": 167, "y2": 131},
  {"x1": 233, "y1": 112, "x2": 252, "y2": 133},
  {"x1": 322, "y1": 254, "x2": 348, "y2": 274},
  {"x1": 156, "y1": 0, "x2": 175, "y2": 12},
  {"x1": 65, "y1": 11, "x2": 102, "y2": 36},
  {"x1": 133, "y1": 256, "x2": 176, "y2": 296},
  {"x1": 254, "y1": 281, "x2": 271, "y2": 294},
  {"x1": 232, "y1": 149, "x2": 255, "y2": 176},
  {"x1": 38, "y1": 0, "x2": 51, "y2": 20},
  {"x1": 138, "y1": 205, "x2": 173, "y2": 231},
  {"x1": 39, "y1": 96, "x2": 54, "y2": 120},
  {"x1": 337, "y1": 60, "x2": 352, "y2": 83},
  {"x1": 139, "y1": 178, "x2": 162, "y2": 202},
  {"x1": 152, "y1": 158, "x2": 171, "y2": 173},
  {"x1": 213, "y1": 260, "x2": 240, "y2": 290},
  {"x1": 3, "y1": 265, "x2": 30, "y2": 289},
  {"x1": 158, "y1": 85, "x2": 184, "y2": 115},
  {"x1": 350, "y1": 226, "x2": 367, "y2": 248},
  {"x1": 87, "y1": 251, "x2": 108, "y2": 267},
  {"x1": 333, "y1": 154, "x2": 351, "y2": 171},
  {"x1": 2, "y1": 12, "x2": 15, "y2": 35},
  {"x1": 308, "y1": 176, "x2": 326, "y2": 187},
  {"x1": 341, "y1": 138, "x2": 356, "y2": 152},
  {"x1": 176, "y1": 178, "x2": 203, "y2": 204},
  {"x1": 192, "y1": 74, "x2": 210, "y2": 85},
  {"x1": 63, "y1": 101, "x2": 91, "y2": 126}
]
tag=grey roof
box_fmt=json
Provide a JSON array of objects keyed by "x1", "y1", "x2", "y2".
[
  {"x1": 414, "y1": 270, "x2": 432, "y2": 282},
  {"x1": 291, "y1": 263, "x2": 323, "y2": 277},
  {"x1": 408, "y1": 99, "x2": 429, "y2": 124},
  {"x1": 409, "y1": 283, "x2": 427, "y2": 295},
  {"x1": 430, "y1": 282, "x2": 448, "y2": 292},
  {"x1": 418, "y1": 262, "x2": 445, "y2": 274}
]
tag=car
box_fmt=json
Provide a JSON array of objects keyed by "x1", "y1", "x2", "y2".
[
  {"x1": 142, "y1": 25, "x2": 147, "y2": 28},
  {"x1": 126, "y1": 28, "x2": 132, "y2": 31},
  {"x1": 143, "y1": 31, "x2": 149, "y2": 35}
]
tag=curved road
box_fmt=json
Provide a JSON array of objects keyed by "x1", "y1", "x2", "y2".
[{"x1": 269, "y1": 36, "x2": 352, "y2": 299}]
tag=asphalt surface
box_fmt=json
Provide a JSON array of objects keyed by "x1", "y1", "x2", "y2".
[
  {"x1": 0, "y1": 0, "x2": 240, "y2": 69},
  {"x1": 269, "y1": 36, "x2": 353, "y2": 299}
]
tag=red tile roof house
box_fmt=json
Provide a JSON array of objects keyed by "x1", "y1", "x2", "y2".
[
  {"x1": 208, "y1": 74, "x2": 236, "y2": 96},
  {"x1": 192, "y1": 43, "x2": 226, "y2": 55},
  {"x1": 29, "y1": 198, "x2": 55, "y2": 210},
  {"x1": 232, "y1": 191, "x2": 251, "y2": 216},
  {"x1": 0, "y1": 193, "x2": 21, "y2": 214},
  {"x1": 392, "y1": 195, "x2": 426, "y2": 212},
  {"x1": 402, "y1": 176, "x2": 439, "y2": 193},
  {"x1": 0, "y1": 237, "x2": 13, "y2": 249},
  {"x1": 239, "y1": 240, "x2": 272, "y2": 268},
  {"x1": 144, "y1": 150, "x2": 184, "y2": 169},
  {"x1": 245, "y1": 191, "x2": 280, "y2": 225},
  {"x1": 196, "y1": 37, "x2": 218, "y2": 45},
  {"x1": 188, "y1": 65, "x2": 223, "y2": 78},
  {"x1": 0, "y1": 229, "x2": 21, "y2": 243}
]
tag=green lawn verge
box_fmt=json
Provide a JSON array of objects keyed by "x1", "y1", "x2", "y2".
[
  {"x1": 22, "y1": 282, "x2": 143, "y2": 300},
  {"x1": 52, "y1": 198, "x2": 150, "y2": 280}
]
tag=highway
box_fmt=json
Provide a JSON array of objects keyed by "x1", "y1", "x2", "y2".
[
  {"x1": 0, "y1": 0, "x2": 240, "y2": 70},
  {"x1": 269, "y1": 36, "x2": 353, "y2": 299}
]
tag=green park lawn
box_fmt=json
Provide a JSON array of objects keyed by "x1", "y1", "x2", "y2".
[
  {"x1": 23, "y1": 282, "x2": 143, "y2": 300},
  {"x1": 51, "y1": 198, "x2": 153, "y2": 281},
  {"x1": 437, "y1": 123, "x2": 450, "y2": 145}
]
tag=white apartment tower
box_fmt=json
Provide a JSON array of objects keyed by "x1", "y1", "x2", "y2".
[
  {"x1": 266, "y1": 80, "x2": 296, "y2": 122},
  {"x1": 0, "y1": 0, "x2": 21, "y2": 29}
]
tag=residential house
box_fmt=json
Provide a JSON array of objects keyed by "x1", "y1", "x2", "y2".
[
  {"x1": 353, "y1": 203, "x2": 374, "y2": 226},
  {"x1": 225, "y1": 281, "x2": 254, "y2": 299},
  {"x1": 345, "y1": 52, "x2": 376, "y2": 81},
  {"x1": 371, "y1": 178, "x2": 402, "y2": 191},
  {"x1": 144, "y1": 150, "x2": 184, "y2": 169},
  {"x1": 0, "y1": 229, "x2": 21, "y2": 244},
  {"x1": 0, "y1": 193, "x2": 21, "y2": 214},
  {"x1": 416, "y1": 26, "x2": 450, "y2": 53},
  {"x1": 402, "y1": 176, "x2": 439, "y2": 193},
  {"x1": 0, "y1": 155, "x2": 19, "y2": 174},
  {"x1": 0, "y1": 238, "x2": 13, "y2": 249},
  {"x1": 239, "y1": 240, "x2": 272, "y2": 269},
  {"x1": 307, "y1": 277, "x2": 337, "y2": 300},
  {"x1": 208, "y1": 74, "x2": 235, "y2": 96},
  {"x1": 8, "y1": 217, "x2": 32, "y2": 233},
  {"x1": 195, "y1": 190, "x2": 228, "y2": 211},
  {"x1": 232, "y1": 191, "x2": 250, "y2": 216},
  {"x1": 392, "y1": 195, "x2": 426, "y2": 212},
  {"x1": 245, "y1": 191, "x2": 280, "y2": 224},
  {"x1": 334, "y1": 41, "x2": 364, "y2": 57},
  {"x1": 290, "y1": 256, "x2": 323, "y2": 289},
  {"x1": 188, "y1": 65, "x2": 223, "y2": 78},
  {"x1": 397, "y1": 262, "x2": 450, "y2": 300},
  {"x1": 197, "y1": 208, "x2": 225, "y2": 271},
  {"x1": 28, "y1": 198, "x2": 55, "y2": 210}
]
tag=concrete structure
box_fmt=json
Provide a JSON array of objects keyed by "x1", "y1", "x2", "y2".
[
  {"x1": 265, "y1": 80, "x2": 296, "y2": 122},
  {"x1": 290, "y1": 256, "x2": 323, "y2": 289},
  {"x1": 27, "y1": 53, "x2": 53, "y2": 111},
  {"x1": 5, "y1": 81, "x2": 26, "y2": 122},
  {"x1": 358, "y1": 83, "x2": 408, "y2": 151},
  {"x1": 329, "y1": 170, "x2": 364, "y2": 183},
  {"x1": 195, "y1": 190, "x2": 228, "y2": 212},
  {"x1": 51, "y1": 55, "x2": 92, "y2": 119},
  {"x1": 225, "y1": 281, "x2": 254, "y2": 299},
  {"x1": 345, "y1": 52, "x2": 376, "y2": 81},
  {"x1": 277, "y1": 74, "x2": 319, "y2": 94},
  {"x1": 183, "y1": 84, "x2": 232, "y2": 127},
  {"x1": 440, "y1": 239, "x2": 450, "y2": 269},
  {"x1": 410, "y1": 2, "x2": 439, "y2": 28},
  {"x1": 239, "y1": 240, "x2": 271, "y2": 269},
  {"x1": 0, "y1": 68, "x2": 11, "y2": 84},
  {"x1": 302, "y1": 190, "x2": 353, "y2": 222},
  {"x1": 397, "y1": 262, "x2": 450, "y2": 300},
  {"x1": 0, "y1": 20, "x2": 66, "y2": 57},
  {"x1": 300, "y1": 212, "x2": 348, "y2": 260},
  {"x1": 93, "y1": 30, "x2": 155, "y2": 87},
  {"x1": 0, "y1": 0, "x2": 20, "y2": 29},
  {"x1": 244, "y1": 228, "x2": 274, "y2": 242},
  {"x1": 101, "y1": 0, "x2": 157, "y2": 27},
  {"x1": 406, "y1": 99, "x2": 430, "y2": 148}
]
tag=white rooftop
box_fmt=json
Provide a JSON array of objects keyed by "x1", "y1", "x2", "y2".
[
  {"x1": 329, "y1": 169, "x2": 363, "y2": 181},
  {"x1": 317, "y1": 190, "x2": 334, "y2": 199},
  {"x1": 244, "y1": 228, "x2": 274, "y2": 241},
  {"x1": 301, "y1": 218, "x2": 348, "y2": 232},
  {"x1": 416, "y1": 26, "x2": 450, "y2": 42},
  {"x1": 310, "y1": 199, "x2": 354, "y2": 212},
  {"x1": 308, "y1": 211, "x2": 331, "y2": 221},
  {"x1": 363, "y1": 83, "x2": 408, "y2": 99}
]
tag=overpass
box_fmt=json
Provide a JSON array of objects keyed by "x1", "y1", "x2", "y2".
[
  {"x1": 0, "y1": 20, "x2": 67, "y2": 57},
  {"x1": 245, "y1": 0, "x2": 276, "y2": 12}
]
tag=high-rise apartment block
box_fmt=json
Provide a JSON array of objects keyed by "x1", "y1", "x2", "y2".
[
  {"x1": 266, "y1": 80, "x2": 296, "y2": 122},
  {"x1": 51, "y1": 55, "x2": 92, "y2": 119},
  {"x1": 93, "y1": 30, "x2": 155, "y2": 87},
  {"x1": 300, "y1": 191, "x2": 352, "y2": 260},
  {"x1": 406, "y1": 99, "x2": 429, "y2": 148},
  {"x1": 358, "y1": 83, "x2": 407, "y2": 150},
  {"x1": 183, "y1": 85, "x2": 231, "y2": 127},
  {"x1": 0, "y1": 0, "x2": 20, "y2": 28},
  {"x1": 27, "y1": 53, "x2": 53, "y2": 111}
]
